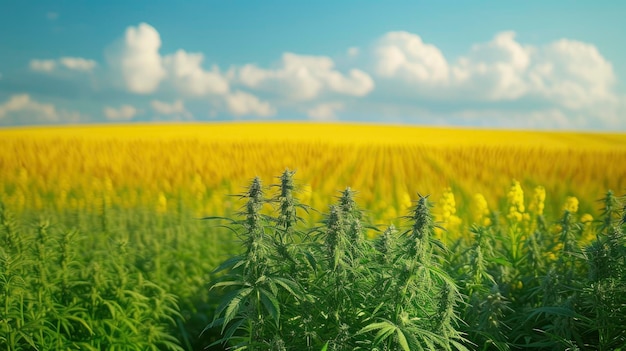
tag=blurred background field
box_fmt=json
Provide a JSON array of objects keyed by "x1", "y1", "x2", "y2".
[{"x1": 2, "y1": 122, "x2": 625, "y2": 223}]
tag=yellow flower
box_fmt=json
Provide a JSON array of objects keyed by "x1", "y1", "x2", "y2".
[
  {"x1": 472, "y1": 193, "x2": 491, "y2": 226},
  {"x1": 438, "y1": 188, "x2": 461, "y2": 224},
  {"x1": 528, "y1": 186, "x2": 546, "y2": 216},
  {"x1": 553, "y1": 224, "x2": 563, "y2": 234},
  {"x1": 546, "y1": 242, "x2": 563, "y2": 262},
  {"x1": 580, "y1": 213, "x2": 593, "y2": 224},
  {"x1": 436, "y1": 188, "x2": 462, "y2": 243},
  {"x1": 562, "y1": 196, "x2": 579, "y2": 213},
  {"x1": 507, "y1": 180, "x2": 526, "y2": 223}
]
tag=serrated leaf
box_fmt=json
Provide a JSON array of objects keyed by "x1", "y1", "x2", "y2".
[
  {"x1": 358, "y1": 320, "x2": 396, "y2": 335},
  {"x1": 396, "y1": 328, "x2": 411, "y2": 351},
  {"x1": 259, "y1": 288, "x2": 280, "y2": 325},
  {"x1": 273, "y1": 277, "x2": 302, "y2": 299},
  {"x1": 212, "y1": 256, "x2": 245, "y2": 274},
  {"x1": 224, "y1": 287, "x2": 253, "y2": 328},
  {"x1": 211, "y1": 279, "x2": 247, "y2": 290}
]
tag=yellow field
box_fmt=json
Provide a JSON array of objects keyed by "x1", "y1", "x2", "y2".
[{"x1": 1, "y1": 122, "x2": 625, "y2": 225}]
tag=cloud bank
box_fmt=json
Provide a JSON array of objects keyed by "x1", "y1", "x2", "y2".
[
  {"x1": 0, "y1": 94, "x2": 84, "y2": 125},
  {"x1": 12, "y1": 23, "x2": 626, "y2": 129},
  {"x1": 371, "y1": 31, "x2": 621, "y2": 128}
]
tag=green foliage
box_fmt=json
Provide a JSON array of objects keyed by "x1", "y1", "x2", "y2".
[
  {"x1": 0, "y1": 196, "x2": 236, "y2": 350},
  {"x1": 209, "y1": 172, "x2": 626, "y2": 351},
  {"x1": 2, "y1": 171, "x2": 625, "y2": 351},
  {"x1": 0, "y1": 204, "x2": 184, "y2": 350},
  {"x1": 208, "y1": 172, "x2": 467, "y2": 350}
]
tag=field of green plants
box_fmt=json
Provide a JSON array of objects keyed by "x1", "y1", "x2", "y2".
[
  {"x1": 2, "y1": 120, "x2": 626, "y2": 351},
  {"x1": 2, "y1": 168, "x2": 625, "y2": 350}
]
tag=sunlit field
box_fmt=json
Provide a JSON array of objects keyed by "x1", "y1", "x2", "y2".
[
  {"x1": 1, "y1": 123, "x2": 625, "y2": 350},
  {"x1": 2, "y1": 123, "x2": 625, "y2": 221}
]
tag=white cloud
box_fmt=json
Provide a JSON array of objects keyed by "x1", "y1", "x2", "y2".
[
  {"x1": 528, "y1": 39, "x2": 616, "y2": 109},
  {"x1": 151, "y1": 99, "x2": 192, "y2": 119},
  {"x1": 224, "y1": 91, "x2": 276, "y2": 117},
  {"x1": 0, "y1": 94, "x2": 82, "y2": 125},
  {"x1": 375, "y1": 31, "x2": 450, "y2": 85},
  {"x1": 373, "y1": 31, "x2": 533, "y2": 100},
  {"x1": 373, "y1": 30, "x2": 619, "y2": 109},
  {"x1": 59, "y1": 57, "x2": 97, "y2": 72},
  {"x1": 30, "y1": 57, "x2": 97, "y2": 73},
  {"x1": 307, "y1": 102, "x2": 344, "y2": 120},
  {"x1": 369, "y1": 30, "x2": 624, "y2": 129},
  {"x1": 13, "y1": 22, "x2": 625, "y2": 129},
  {"x1": 237, "y1": 52, "x2": 374, "y2": 101},
  {"x1": 163, "y1": 50, "x2": 229, "y2": 96},
  {"x1": 0, "y1": 94, "x2": 57, "y2": 120},
  {"x1": 453, "y1": 31, "x2": 530, "y2": 100},
  {"x1": 30, "y1": 59, "x2": 57, "y2": 72},
  {"x1": 105, "y1": 23, "x2": 229, "y2": 97},
  {"x1": 106, "y1": 23, "x2": 166, "y2": 94},
  {"x1": 103, "y1": 104, "x2": 138, "y2": 120}
]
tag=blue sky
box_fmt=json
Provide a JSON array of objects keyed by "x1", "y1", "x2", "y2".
[{"x1": 1, "y1": 1, "x2": 625, "y2": 129}]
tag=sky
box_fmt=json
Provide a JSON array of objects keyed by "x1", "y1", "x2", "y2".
[{"x1": 1, "y1": 0, "x2": 625, "y2": 130}]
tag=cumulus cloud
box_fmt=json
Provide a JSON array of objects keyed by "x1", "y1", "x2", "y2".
[
  {"x1": 224, "y1": 91, "x2": 276, "y2": 117},
  {"x1": 307, "y1": 103, "x2": 344, "y2": 120},
  {"x1": 373, "y1": 31, "x2": 534, "y2": 100},
  {"x1": 453, "y1": 31, "x2": 530, "y2": 100},
  {"x1": 13, "y1": 22, "x2": 624, "y2": 129},
  {"x1": 103, "y1": 104, "x2": 138, "y2": 120},
  {"x1": 105, "y1": 23, "x2": 229, "y2": 97},
  {"x1": 151, "y1": 99, "x2": 192, "y2": 119},
  {"x1": 369, "y1": 30, "x2": 625, "y2": 128},
  {"x1": 237, "y1": 52, "x2": 374, "y2": 101},
  {"x1": 373, "y1": 30, "x2": 618, "y2": 108},
  {"x1": 528, "y1": 39, "x2": 616, "y2": 109},
  {"x1": 163, "y1": 50, "x2": 229, "y2": 96},
  {"x1": 0, "y1": 94, "x2": 57, "y2": 120},
  {"x1": 0, "y1": 94, "x2": 82, "y2": 125},
  {"x1": 106, "y1": 23, "x2": 166, "y2": 94},
  {"x1": 375, "y1": 31, "x2": 450, "y2": 85}
]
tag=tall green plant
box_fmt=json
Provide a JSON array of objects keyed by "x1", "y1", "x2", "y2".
[{"x1": 207, "y1": 176, "x2": 468, "y2": 351}]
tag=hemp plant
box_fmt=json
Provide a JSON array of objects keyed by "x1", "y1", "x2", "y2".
[
  {"x1": 206, "y1": 175, "x2": 469, "y2": 351},
  {"x1": 206, "y1": 174, "x2": 305, "y2": 350}
]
